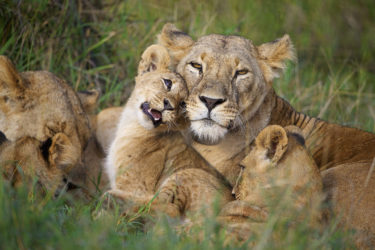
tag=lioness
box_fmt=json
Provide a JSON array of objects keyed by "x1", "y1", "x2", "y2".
[
  {"x1": 106, "y1": 44, "x2": 233, "y2": 217},
  {"x1": 157, "y1": 24, "x2": 375, "y2": 245},
  {"x1": 158, "y1": 23, "x2": 375, "y2": 183},
  {"x1": 0, "y1": 56, "x2": 108, "y2": 196}
]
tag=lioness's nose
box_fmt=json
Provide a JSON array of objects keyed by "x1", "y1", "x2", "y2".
[{"x1": 199, "y1": 96, "x2": 226, "y2": 111}]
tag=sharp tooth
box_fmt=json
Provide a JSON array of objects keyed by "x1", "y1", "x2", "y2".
[{"x1": 155, "y1": 117, "x2": 160, "y2": 121}]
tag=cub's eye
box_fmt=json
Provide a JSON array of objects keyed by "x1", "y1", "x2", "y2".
[
  {"x1": 40, "y1": 138, "x2": 52, "y2": 162},
  {"x1": 235, "y1": 69, "x2": 249, "y2": 77},
  {"x1": 179, "y1": 101, "x2": 186, "y2": 109},
  {"x1": 190, "y1": 62, "x2": 202, "y2": 71},
  {"x1": 162, "y1": 78, "x2": 172, "y2": 91}
]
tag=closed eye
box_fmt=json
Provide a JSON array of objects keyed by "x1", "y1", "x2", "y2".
[
  {"x1": 0, "y1": 131, "x2": 7, "y2": 146},
  {"x1": 40, "y1": 138, "x2": 52, "y2": 162},
  {"x1": 162, "y1": 78, "x2": 172, "y2": 91}
]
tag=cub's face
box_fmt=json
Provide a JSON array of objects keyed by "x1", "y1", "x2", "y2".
[
  {"x1": 133, "y1": 70, "x2": 188, "y2": 130},
  {"x1": 233, "y1": 145, "x2": 273, "y2": 201},
  {"x1": 0, "y1": 136, "x2": 67, "y2": 194},
  {"x1": 232, "y1": 125, "x2": 313, "y2": 202}
]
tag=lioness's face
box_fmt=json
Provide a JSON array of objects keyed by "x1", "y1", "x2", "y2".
[
  {"x1": 133, "y1": 71, "x2": 188, "y2": 130},
  {"x1": 158, "y1": 24, "x2": 294, "y2": 145},
  {"x1": 177, "y1": 35, "x2": 271, "y2": 144}
]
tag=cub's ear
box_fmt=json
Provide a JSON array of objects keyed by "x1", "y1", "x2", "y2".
[
  {"x1": 77, "y1": 89, "x2": 100, "y2": 114},
  {"x1": 0, "y1": 55, "x2": 25, "y2": 95},
  {"x1": 157, "y1": 23, "x2": 194, "y2": 67},
  {"x1": 255, "y1": 125, "x2": 288, "y2": 163},
  {"x1": 137, "y1": 44, "x2": 171, "y2": 75},
  {"x1": 48, "y1": 133, "x2": 80, "y2": 172},
  {"x1": 256, "y1": 35, "x2": 295, "y2": 83}
]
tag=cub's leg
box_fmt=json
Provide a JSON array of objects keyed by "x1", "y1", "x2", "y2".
[
  {"x1": 100, "y1": 188, "x2": 155, "y2": 215},
  {"x1": 102, "y1": 188, "x2": 181, "y2": 218},
  {"x1": 154, "y1": 169, "x2": 233, "y2": 218}
]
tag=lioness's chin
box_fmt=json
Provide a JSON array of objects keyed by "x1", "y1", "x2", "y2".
[{"x1": 190, "y1": 120, "x2": 227, "y2": 145}]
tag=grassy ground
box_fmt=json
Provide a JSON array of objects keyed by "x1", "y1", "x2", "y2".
[{"x1": 1, "y1": 0, "x2": 374, "y2": 249}]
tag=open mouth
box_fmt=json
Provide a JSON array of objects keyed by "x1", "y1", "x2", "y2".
[{"x1": 141, "y1": 102, "x2": 162, "y2": 127}]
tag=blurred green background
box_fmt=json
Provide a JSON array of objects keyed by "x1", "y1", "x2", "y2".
[
  {"x1": 1, "y1": 1, "x2": 373, "y2": 249},
  {"x1": 1, "y1": 0, "x2": 374, "y2": 131}
]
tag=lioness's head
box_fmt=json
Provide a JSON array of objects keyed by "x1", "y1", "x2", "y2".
[
  {"x1": 0, "y1": 56, "x2": 98, "y2": 194},
  {"x1": 131, "y1": 44, "x2": 188, "y2": 130},
  {"x1": 158, "y1": 24, "x2": 295, "y2": 144},
  {"x1": 233, "y1": 125, "x2": 318, "y2": 202}
]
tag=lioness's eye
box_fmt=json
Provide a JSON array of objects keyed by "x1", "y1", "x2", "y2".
[
  {"x1": 190, "y1": 62, "x2": 202, "y2": 71},
  {"x1": 163, "y1": 78, "x2": 172, "y2": 91},
  {"x1": 235, "y1": 69, "x2": 249, "y2": 76}
]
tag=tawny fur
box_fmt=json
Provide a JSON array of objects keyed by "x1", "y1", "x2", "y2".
[
  {"x1": 0, "y1": 56, "x2": 108, "y2": 197},
  {"x1": 218, "y1": 125, "x2": 322, "y2": 242},
  {"x1": 95, "y1": 106, "x2": 123, "y2": 152},
  {"x1": 322, "y1": 162, "x2": 375, "y2": 249},
  {"x1": 157, "y1": 24, "x2": 375, "y2": 247},
  {"x1": 105, "y1": 45, "x2": 233, "y2": 218}
]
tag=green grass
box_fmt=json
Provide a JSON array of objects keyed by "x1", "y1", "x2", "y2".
[
  {"x1": 1, "y1": 0, "x2": 374, "y2": 249},
  {"x1": 0, "y1": 176, "x2": 354, "y2": 249}
]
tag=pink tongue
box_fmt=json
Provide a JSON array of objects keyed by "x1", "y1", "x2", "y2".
[{"x1": 150, "y1": 109, "x2": 162, "y2": 119}]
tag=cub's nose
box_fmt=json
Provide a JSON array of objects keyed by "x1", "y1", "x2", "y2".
[
  {"x1": 163, "y1": 99, "x2": 174, "y2": 111},
  {"x1": 199, "y1": 96, "x2": 226, "y2": 112}
]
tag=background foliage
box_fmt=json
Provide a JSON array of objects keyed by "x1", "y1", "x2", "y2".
[{"x1": 0, "y1": 0, "x2": 374, "y2": 249}]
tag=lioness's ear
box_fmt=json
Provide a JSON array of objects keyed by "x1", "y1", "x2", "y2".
[
  {"x1": 77, "y1": 89, "x2": 100, "y2": 114},
  {"x1": 138, "y1": 44, "x2": 171, "y2": 75},
  {"x1": 256, "y1": 35, "x2": 295, "y2": 83},
  {"x1": 255, "y1": 125, "x2": 288, "y2": 163},
  {"x1": 157, "y1": 23, "x2": 194, "y2": 67},
  {"x1": 48, "y1": 133, "x2": 80, "y2": 172},
  {"x1": 0, "y1": 56, "x2": 25, "y2": 95}
]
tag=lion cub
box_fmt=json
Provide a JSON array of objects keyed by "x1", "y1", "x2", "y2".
[
  {"x1": 219, "y1": 125, "x2": 322, "y2": 239},
  {"x1": 105, "y1": 45, "x2": 232, "y2": 217},
  {"x1": 0, "y1": 55, "x2": 108, "y2": 197}
]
